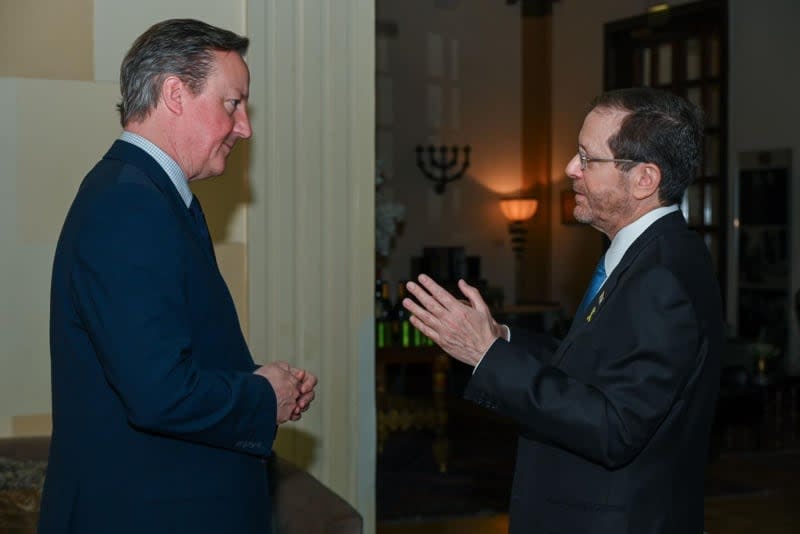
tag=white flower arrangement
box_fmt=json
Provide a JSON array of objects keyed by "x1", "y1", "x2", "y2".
[{"x1": 375, "y1": 161, "x2": 405, "y2": 257}]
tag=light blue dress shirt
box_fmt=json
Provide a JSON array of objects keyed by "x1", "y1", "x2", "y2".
[{"x1": 119, "y1": 131, "x2": 193, "y2": 208}]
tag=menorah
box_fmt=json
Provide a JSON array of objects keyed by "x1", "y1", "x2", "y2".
[{"x1": 415, "y1": 144, "x2": 471, "y2": 194}]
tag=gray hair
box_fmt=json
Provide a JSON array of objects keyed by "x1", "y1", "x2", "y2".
[
  {"x1": 117, "y1": 18, "x2": 249, "y2": 127},
  {"x1": 590, "y1": 87, "x2": 704, "y2": 206}
]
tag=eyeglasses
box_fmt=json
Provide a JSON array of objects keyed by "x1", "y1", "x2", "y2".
[{"x1": 578, "y1": 151, "x2": 642, "y2": 171}]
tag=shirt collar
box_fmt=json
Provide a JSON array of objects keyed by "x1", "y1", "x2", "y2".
[
  {"x1": 604, "y1": 205, "x2": 680, "y2": 276},
  {"x1": 119, "y1": 131, "x2": 193, "y2": 208}
]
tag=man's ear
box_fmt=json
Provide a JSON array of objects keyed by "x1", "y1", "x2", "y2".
[
  {"x1": 161, "y1": 76, "x2": 185, "y2": 115},
  {"x1": 632, "y1": 163, "x2": 661, "y2": 201}
]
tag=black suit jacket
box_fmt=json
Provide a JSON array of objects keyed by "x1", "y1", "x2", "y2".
[
  {"x1": 466, "y1": 212, "x2": 723, "y2": 534},
  {"x1": 41, "y1": 141, "x2": 277, "y2": 533}
]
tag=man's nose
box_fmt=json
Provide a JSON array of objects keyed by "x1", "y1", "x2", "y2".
[
  {"x1": 565, "y1": 153, "x2": 582, "y2": 178},
  {"x1": 235, "y1": 108, "x2": 252, "y2": 139}
]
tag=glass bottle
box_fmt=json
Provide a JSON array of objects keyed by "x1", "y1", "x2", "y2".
[
  {"x1": 391, "y1": 281, "x2": 412, "y2": 348},
  {"x1": 375, "y1": 279, "x2": 392, "y2": 348}
]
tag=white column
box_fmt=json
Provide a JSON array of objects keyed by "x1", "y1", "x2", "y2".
[{"x1": 247, "y1": 0, "x2": 376, "y2": 530}]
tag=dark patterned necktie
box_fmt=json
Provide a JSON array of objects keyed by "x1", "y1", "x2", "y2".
[
  {"x1": 576, "y1": 255, "x2": 606, "y2": 318},
  {"x1": 188, "y1": 195, "x2": 216, "y2": 261}
]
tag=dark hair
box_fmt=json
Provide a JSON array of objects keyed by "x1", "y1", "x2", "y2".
[
  {"x1": 589, "y1": 87, "x2": 704, "y2": 205},
  {"x1": 117, "y1": 18, "x2": 249, "y2": 127}
]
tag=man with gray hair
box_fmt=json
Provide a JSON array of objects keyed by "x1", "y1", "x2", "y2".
[
  {"x1": 405, "y1": 87, "x2": 724, "y2": 533},
  {"x1": 41, "y1": 19, "x2": 315, "y2": 533}
]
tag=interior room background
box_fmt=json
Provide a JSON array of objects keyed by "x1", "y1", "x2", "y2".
[
  {"x1": 1, "y1": 1, "x2": 799, "y2": 533},
  {"x1": 375, "y1": 0, "x2": 800, "y2": 367}
]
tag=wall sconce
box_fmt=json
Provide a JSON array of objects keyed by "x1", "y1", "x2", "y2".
[
  {"x1": 499, "y1": 196, "x2": 538, "y2": 256},
  {"x1": 415, "y1": 144, "x2": 471, "y2": 194}
]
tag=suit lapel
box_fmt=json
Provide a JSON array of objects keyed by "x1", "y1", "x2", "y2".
[
  {"x1": 553, "y1": 211, "x2": 688, "y2": 365},
  {"x1": 103, "y1": 141, "x2": 217, "y2": 266}
]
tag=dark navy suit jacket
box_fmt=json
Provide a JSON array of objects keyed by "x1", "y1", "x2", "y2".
[
  {"x1": 467, "y1": 212, "x2": 724, "y2": 534},
  {"x1": 40, "y1": 141, "x2": 277, "y2": 533}
]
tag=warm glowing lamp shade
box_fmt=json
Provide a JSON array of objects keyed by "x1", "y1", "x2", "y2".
[
  {"x1": 499, "y1": 197, "x2": 538, "y2": 257},
  {"x1": 500, "y1": 198, "x2": 538, "y2": 222}
]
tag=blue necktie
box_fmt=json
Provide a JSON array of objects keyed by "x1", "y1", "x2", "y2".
[
  {"x1": 576, "y1": 255, "x2": 606, "y2": 317},
  {"x1": 189, "y1": 196, "x2": 216, "y2": 261}
]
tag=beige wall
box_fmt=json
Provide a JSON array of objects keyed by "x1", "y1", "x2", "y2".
[
  {"x1": 93, "y1": 0, "x2": 244, "y2": 83},
  {"x1": 0, "y1": 77, "x2": 121, "y2": 435},
  {"x1": 0, "y1": 9, "x2": 106, "y2": 437},
  {"x1": 0, "y1": 0, "x2": 250, "y2": 438},
  {"x1": 0, "y1": 0, "x2": 93, "y2": 80}
]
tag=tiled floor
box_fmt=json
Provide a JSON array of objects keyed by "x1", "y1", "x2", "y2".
[
  {"x1": 379, "y1": 515, "x2": 508, "y2": 534},
  {"x1": 378, "y1": 386, "x2": 800, "y2": 534},
  {"x1": 703, "y1": 449, "x2": 800, "y2": 534},
  {"x1": 379, "y1": 450, "x2": 800, "y2": 533}
]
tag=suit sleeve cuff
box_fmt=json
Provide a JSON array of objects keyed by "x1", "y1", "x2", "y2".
[{"x1": 472, "y1": 325, "x2": 510, "y2": 374}]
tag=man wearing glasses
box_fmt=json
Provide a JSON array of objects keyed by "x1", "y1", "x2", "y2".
[{"x1": 404, "y1": 87, "x2": 724, "y2": 533}]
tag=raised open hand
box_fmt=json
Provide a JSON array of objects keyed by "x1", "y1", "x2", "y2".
[{"x1": 402, "y1": 275, "x2": 503, "y2": 367}]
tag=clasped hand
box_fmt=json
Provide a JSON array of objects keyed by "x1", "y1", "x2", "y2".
[
  {"x1": 254, "y1": 362, "x2": 317, "y2": 424},
  {"x1": 402, "y1": 275, "x2": 504, "y2": 367}
]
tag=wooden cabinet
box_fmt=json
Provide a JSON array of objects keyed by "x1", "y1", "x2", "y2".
[{"x1": 376, "y1": 346, "x2": 450, "y2": 472}]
